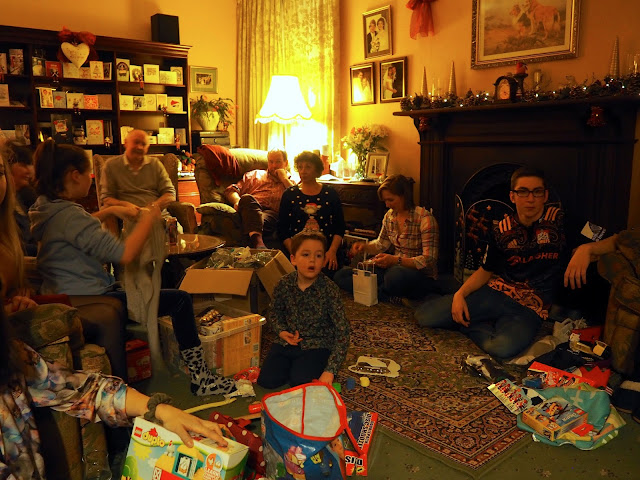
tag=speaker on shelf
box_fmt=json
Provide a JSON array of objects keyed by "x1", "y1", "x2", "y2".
[{"x1": 151, "y1": 14, "x2": 180, "y2": 44}]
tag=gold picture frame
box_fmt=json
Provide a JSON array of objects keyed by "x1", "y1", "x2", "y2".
[
  {"x1": 366, "y1": 152, "x2": 389, "y2": 180},
  {"x1": 350, "y1": 63, "x2": 375, "y2": 105},
  {"x1": 189, "y1": 65, "x2": 218, "y2": 93},
  {"x1": 363, "y1": 6, "x2": 392, "y2": 59},
  {"x1": 379, "y1": 57, "x2": 407, "y2": 103},
  {"x1": 471, "y1": 0, "x2": 580, "y2": 69}
]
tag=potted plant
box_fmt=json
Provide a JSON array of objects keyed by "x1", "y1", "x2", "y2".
[{"x1": 191, "y1": 95, "x2": 235, "y2": 131}]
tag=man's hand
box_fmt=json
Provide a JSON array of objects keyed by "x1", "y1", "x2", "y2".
[
  {"x1": 371, "y1": 253, "x2": 396, "y2": 269},
  {"x1": 155, "y1": 404, "x2": 228, "y2": 448},
  {"x1": 114, "y1": 205, "x2": 140, "y2": 220},
  {"x1": 451, "y1": 291, "x2": 470, "y2": 327},
  {"x1": 279, "y1": 330, "x2": 303, "y2": 346},
  {"x1": 274, "y1": 168, "x2": 289, "y2": 182},
  {"x1": 564, "y1": 243, "x2": 596, "y2": 289},
  {"x1": 4, "y1": 295, "x2": 37, "y2": 314},
  {"x1": 318, "y1": 371, "x2": 334, "y2": 385},
  {"x1": 324, "y1": 249, "x2": 339, "y2": 270}
]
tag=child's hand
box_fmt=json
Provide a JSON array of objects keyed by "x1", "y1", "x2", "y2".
[
  {"x1": 280, "y1": 330, "x2": 303, "y2": 346},
  {"x1": 318, "y1": 371, "x2": 334, "y2": 385}
]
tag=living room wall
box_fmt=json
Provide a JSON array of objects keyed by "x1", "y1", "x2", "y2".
[
  {"x1": 340, "y1": 0, "x2": 640, "y2": 225},
  {"x1": 3, "y1": 0, "x2": 238, "y2": 144}
]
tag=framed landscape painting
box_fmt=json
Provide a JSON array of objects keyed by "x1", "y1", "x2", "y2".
[
  {"x1": 471, "y1": 0, "x2": 580, "y2": 69},
  {"x1": 363, "y1": 6, "x2": 392, "y2": 59},
  {"x1": 350, "y1": 63, "x2": 375, "y2": 105},
  {"x1": 189, "y1": 66, "x2": 218, "y2": 93}
]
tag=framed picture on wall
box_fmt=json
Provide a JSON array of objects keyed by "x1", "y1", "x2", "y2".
[
  {"x1": 366, "y1": 152, "x2": 389, "y2": 180},
  {"x1": 363, "y1": 6, "x2": 392, "y2": 59},
  {"x1": 379, "y1": 57, "x2": 407, "y2": 103},
  {"x1": 350, "y1": 63, "x2": 375, "y2": 105},
  {"x1": 471, "y1": 0, "x2": 581, "y2": 69},
  {"x1": 189, "y1": 65, "x2": 218, "y2": 93}
]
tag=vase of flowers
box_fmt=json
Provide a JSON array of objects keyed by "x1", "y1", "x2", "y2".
[
  {"x1": 341, "y1": 124, "x2": 390, "y2": 180},
  {"x1": 191, "y1": 95, "x2": 235, "y2": 131}
]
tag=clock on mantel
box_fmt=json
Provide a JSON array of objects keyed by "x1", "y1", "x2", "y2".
[{"x1": 493, "y1": 75, "x2": 518, "y2": 103}]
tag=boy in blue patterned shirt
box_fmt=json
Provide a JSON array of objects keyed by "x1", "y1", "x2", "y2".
[{"x1": 257, "y1": 231, "x2": 350, "y2": 388}]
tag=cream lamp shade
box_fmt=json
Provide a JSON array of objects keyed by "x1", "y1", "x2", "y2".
[{"x1": 255, "y1": 75, "x2": 312, "y2": 124}]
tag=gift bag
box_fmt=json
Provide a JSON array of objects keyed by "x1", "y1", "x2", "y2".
[
  {"x1": 261, "y1": 383, "x2": 362, "y2": 480},
  {"x1": 353, "y1": 261, "x2": 377, "y2": 306}
]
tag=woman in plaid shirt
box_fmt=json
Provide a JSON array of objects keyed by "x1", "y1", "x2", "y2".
[{"x1": 334, "y1": 175, "x2": 439, "y2": 301}]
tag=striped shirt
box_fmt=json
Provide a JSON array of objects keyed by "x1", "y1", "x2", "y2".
[{"x1": 368, "y1": 206, "x2": 439, "y2": 278}]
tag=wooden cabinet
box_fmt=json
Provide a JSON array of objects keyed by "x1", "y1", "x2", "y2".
[
  {"x1": 0, "y1": 26, "x2": 190, "y2": 156},
  {"x1": 320, "y1": 180, "x2": 387, "y2": 232}
]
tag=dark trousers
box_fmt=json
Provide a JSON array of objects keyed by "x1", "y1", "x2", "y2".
[
  {"x1": 257, "y1": 343, "x2": 331, "y2": 389},
  {"x1": 106, "y1": 288, "x2": 200, "y2": 350},
  {"x1": 237, "y1": 194, "x2": 278, "y2": 237}
]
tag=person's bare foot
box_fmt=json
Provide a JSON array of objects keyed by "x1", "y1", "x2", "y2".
[{"x1": 250, "y1": 233, "x2": 267, "y2": 249}]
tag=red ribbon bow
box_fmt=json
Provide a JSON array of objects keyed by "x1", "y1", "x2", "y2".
[
  {"x1": 406, "y1": 0, "x2": 437, "y2": 39},
  {"x1": 57, "y1": 26, "x2": 99, "y2": 64}
]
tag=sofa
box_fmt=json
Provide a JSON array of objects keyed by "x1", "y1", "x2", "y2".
[
  {"x1": 9, "y1": 303, "x2": 112, "y2": 480},
  {"x1": 193, "y1": 147, "x2": 273, "y2": 246},
  {"x1": 598, "y1": 229, "x2": 640, "y2": 377}
]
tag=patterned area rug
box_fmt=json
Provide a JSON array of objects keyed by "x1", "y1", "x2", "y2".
[{"x1": 262, "y1": 294, "x2": 528, "y2": 471}]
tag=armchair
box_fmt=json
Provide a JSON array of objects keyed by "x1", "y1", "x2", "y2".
[
  {"x1": 9, "y1": 303, "x2": 112, "y2": 480},
  {"x1": 598, "y1": 229, "x2": 640, "y2": 377},
  {"x1": 193, "y1": 147, "x2": 270, "y2": 246}
]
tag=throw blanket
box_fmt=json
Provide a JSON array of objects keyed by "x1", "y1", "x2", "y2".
[{"x1": 198, "y1": 144, "x2": 241, "y2": 186}]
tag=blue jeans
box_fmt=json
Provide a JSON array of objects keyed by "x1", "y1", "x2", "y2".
[
  {"x1": 106, "y1": 288, "x2": 200, "y2": 350},
  {"x1": 333, "y1": 265, "x2": 437, "y2": 300},
  {"x1": 414, "y1": 286, "x2": 542, "y2": 358}
]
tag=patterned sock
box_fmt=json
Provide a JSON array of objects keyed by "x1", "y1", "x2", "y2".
[{"x1": 180, "y1": 345, "x2": 236, "y2": 396}]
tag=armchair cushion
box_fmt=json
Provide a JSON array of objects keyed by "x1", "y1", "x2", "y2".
[{"x1": 197, "y1": 202, "x2": 236, "y2": 215}]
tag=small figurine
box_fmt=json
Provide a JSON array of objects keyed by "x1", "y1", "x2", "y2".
[{"x1": 515, "y1": 61, "x2": 528, "y2": 75}]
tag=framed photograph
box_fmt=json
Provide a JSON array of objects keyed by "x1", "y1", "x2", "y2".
[
  {"x1": 363, "y1": 6, "x2": 392, "y2": 59},
  {"x1": 379, "y1": 57, "x2": 407, "y2": 103},
  {"x1": 366, "y1": 152, "x2": 389, "y2": 180},
  {"x1": 103, "y1": 62, "x2": 112, "y2": 80},
  {"x1": 189, "y1": 65, "x2": 218, "y2": 93},
  {"x1": 350, "y1": 63, "x2": 375, "y2": 105},
  {"x1": 471, "y1": 0, "x2": 581, "y2": 69}
]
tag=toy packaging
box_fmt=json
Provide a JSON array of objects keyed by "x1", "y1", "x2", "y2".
[
  {"x1": 343, "y1": 411, "x2": 378, "y2": 476},
  {"x1": 488, "y1": 379, "x2": 532, "y2": 414},
  {"x1": 526, "y1": 361, "x2": 598, "y2": 388},
  {"x1": 521, "y1": 397, "x2": 588, "y2": 441},
  {"x1": 120, "y1": 417, "x2": 248, "y2": 480}
]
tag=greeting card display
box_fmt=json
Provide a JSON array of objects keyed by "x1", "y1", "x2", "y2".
[
  {"x1": 0, "y1": 85, "x2": 9, "y2": 107},
  {"x1": 143, "y1": 64, "x2": 159, "y2": 83},
  {"x1": 79, "y1": 67, "x2": 91, "y2": 79},
  {"x1": 166, "y1": 96, "x2": 183, "y2": 112},
  {"x1": 52, "y1": 91, "x2": 67, "y2": 108},
  {"x1": 97, "y1": 94, "x2": 112, "y2": 110},
  {"x1": 14, "y1": 124, "x2": 30, "y2": 145},
  {"x1": 119, "y1": 94, "x2": 133, "y2": 111},
  {"x1": 86, "y1": 119, "x2": 104, "y2": 145},
  {"x1": 0, "y1": 54, "x2": 7, "y2": 74},
  {"x1": 66, "y1": 92, "x2": 84, "y2": 109},
  {"x1": 45, "y1": 61, "x2": 62, "y2": 78},
  {"x1": 115, "y1": 58, "x2": 130, "y2": 81},
  {"x1": 31, "y1": 56, "x2": 45, "y2": 76},
  {"x1": 175, "y1": 128, "x2": 187, "y2": 144},
  {"x1": 170, "y1": 66, "x2": 183, "y2": 84},
  {"x1": 144, "y1": 93, "x2": 156, "y2": 112},
  {"x1": 51, "y1": 114, "x2": 73, "y2": 144},
  {"x1": 156, "y1": 93, "x2": 167, "y2": 110},
  {"x1": 129, "y1": 65, "x2": 143, "y2": 82},
  {"x1": 132, "y1": 95, "x2": 145, "y2": 110},
  {"x1": 103, "y1": 62, "x2": 112, "y2": 80},
  {"x1": 89, "y1": 61, "x2": 104, "y2": 80},
  {"x1": 62, "y1": 62, "x2": 80, "y2": 79},
  {"x1": 83, "y1": 94, "x2": 99, "y2": 110},
  {"x1": 9, "y1": 49, "x2": 24, "y2": 74},
  {"x1": 38, "y1": 87, "x2": 54, "y2": 108}
]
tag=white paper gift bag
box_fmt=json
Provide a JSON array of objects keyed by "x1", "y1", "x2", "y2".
[{"x1": 353, "y1": 261, "x2": 378, "y2": 306}]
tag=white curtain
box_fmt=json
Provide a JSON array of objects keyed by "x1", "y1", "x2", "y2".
[{"x1": 237, "y1": 0, "x2": 340, "y2": 159}]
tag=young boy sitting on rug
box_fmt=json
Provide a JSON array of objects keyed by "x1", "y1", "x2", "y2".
[{"x1": 257, "y1": 231, "x2": 350, "y2": 388}]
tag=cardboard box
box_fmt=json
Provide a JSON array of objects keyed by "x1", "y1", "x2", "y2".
[
  {"x1": 527, "y1": 361, "x2": 598, "y2": 388},
  {"x1": 521, "y1": 397, "x2": 588, "y2": 441},
  {"x1": 180, "y1": 249, "x2": 294, "y2": 314},
  {"x1": 126, "y1": 339, "x2": 151, "y2": 383},
  {"x1": 159, "y1": 303, "x2": 265, "y2": 376},
  {"x1": 344, "y1": 411, "x2": 378, "y2": 476},
  {"x1": 121, "y1": 417, "x2": 248, "y2": 480}
]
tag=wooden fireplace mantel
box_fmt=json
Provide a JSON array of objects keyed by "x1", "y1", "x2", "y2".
[{"x1": 394, "y1": 96, "x2": 640, "y2": 272}]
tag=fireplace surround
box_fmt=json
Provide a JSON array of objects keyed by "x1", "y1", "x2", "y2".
[{"x1": 395, "y1": 97, "x2": 639, "y2": 273}]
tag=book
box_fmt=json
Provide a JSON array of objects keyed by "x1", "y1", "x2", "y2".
[
  {"x1": 115, "y1": 58, "x2": 130, "y2": 81},
  {"x1": 156, "y1": 93, "x2": 168, "y2": 110},
  {"x1": 170, "y1": 66, "x2": 183, "y2": 84},
  {"x1": 14, "y1": 124, "x2": 31, "y2": 145},
  {"x1": 97, "y1": 94, "x2": 112, "y2": 110},
  {"x1": 66, "y1": 92, "x2": 84, "y2": 109},
  {"x1": 62, "y1": 62, "x2": 80, "y2": 79},
  {"x1": 166, "y1": 96, "x2": 183, "y2": 113},
  {"x1": 144, "y1": 93, "x2": 156, "y2": 112},
  {"x1": 0, "y1": 53, "x2": 7, "y2": 74},
  {"x1": 103, "y1": 62, "x2": 112, "y2": 80},
  {"x1": 38, "y1": 87, "x2": 54, "y2": 108},
  {"x1": 8, "y1": 49, "x2": 24, "y2": 74},
  {"x1": 89, "y1": 61, "x2": 104, "y2": 80},
  {"x1": 50, "y1": 113, "x2": 73, "y2": 144},
  {"x1": 45, "y1": 61, "x2": 62, "y2": 78},
  {"x1": 119, "y1": 94, "x2": 133, "y2": 111},
  {"x1": 83, "y1": 94, "x2": 99, "y2": 110},
  {"x1": 79, "y1": 67, "x2": 90, "y2": 79},
  {"x1": 0, "y1": 84, "x2": 9, "y2": 107},
  {"x1": 129, "y1": 64, "x2": 143, "y2": 82},
  {"x1": 143, "y1": 64, "x2": 160, "y2": 83},
  {"x1": 31, "y1": 56, "x2": 45, "y2": 76},
  {"x1": 86, "y1": 119, "x2": 104, "y2": 145},
  {"x1": 52, "y1": 90, "x2": 66, "y2": 108},
  {"x1": 132, "y1": 95, "x2": 145, "y2": 110}
]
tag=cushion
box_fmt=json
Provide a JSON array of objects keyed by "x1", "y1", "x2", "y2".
[
  {"x1": 229, "y1": 148, "x2": 269, "y2": 174},
  {"x1": 197, "y1": 202, "x2": 237, "y2": 215}
]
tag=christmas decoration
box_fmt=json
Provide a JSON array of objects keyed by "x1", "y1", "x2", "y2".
[
  {"x1": 421, "y1": 67, "x2": 429, "y2": 97},
  {"x1": 406, "y1": 0, "x2": 437, "y2": 39},
  {"x1": 448, "y1": 61, "x2": 457, "y2": 96},
  {"x1": 587, "y1": 106, "x2": 606, "y2": 127},
  {"x1": 609, "y1": 36, "x2": 620, "y2": 78},
  {"x1": 57, "y1": 27, "x2": 98, "y2": 67}
]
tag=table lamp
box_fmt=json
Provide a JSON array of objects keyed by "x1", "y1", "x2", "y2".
[{"x1": 255, "y1": 75, "x2": 312, "y2": 147}]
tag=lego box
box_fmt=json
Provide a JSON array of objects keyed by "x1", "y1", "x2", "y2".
[
  {"x1": 521, "y1": 397, "x2": 588, "y2": 441},
  {"x1": 120, "y1": 417, "x2": 248, "y2": 480}
]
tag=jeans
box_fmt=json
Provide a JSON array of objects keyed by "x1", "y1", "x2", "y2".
[
  {"x1": 414, "y1": 285, "x2": 542, "y2": 358},
  {"x1": 333, "y1": 265, "x2": 438, "y2": 300},
  {"x1": 106, "y1": 288, "x2": 200, "y2": 350},
  {"x1": 257, "y1": 343, "x2": 331, "y2": 389},
  {"x1": 237, "y1": 194, "x2": 278, "y2": 236}
]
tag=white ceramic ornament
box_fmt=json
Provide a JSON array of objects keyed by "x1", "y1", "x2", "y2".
[{"x1": 61, "y1": 42, "x2": 90, "y2": 68}]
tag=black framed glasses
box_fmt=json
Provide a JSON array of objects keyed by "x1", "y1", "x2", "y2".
[{"x1": 511, "y1": 188, "x2": 546, "y2": 198}]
